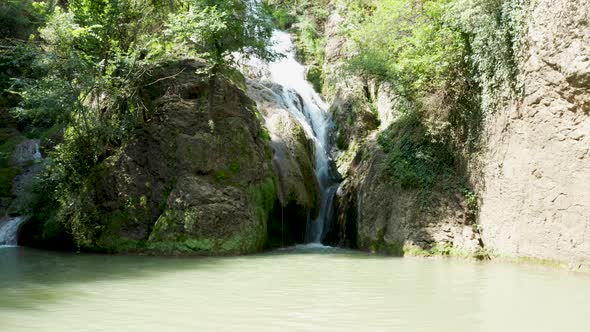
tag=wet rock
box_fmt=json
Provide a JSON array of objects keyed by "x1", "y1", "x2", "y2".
[{"x1": 247, "y1": 80, "x2": 321, "y2": 245}]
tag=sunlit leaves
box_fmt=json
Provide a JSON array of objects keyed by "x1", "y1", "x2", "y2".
[
  {"x1": 166, "y1": 0, "x2": 276, "y2": 71},
  {"x1": 347, "y1": 0, "x2": 465, "y2": 98}
]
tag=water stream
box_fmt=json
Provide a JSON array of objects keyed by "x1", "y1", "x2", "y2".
[
  {"x1": 0, "y1": 139, "x2": 43, "y2": 247},
  {"x1": 0, "y1": 217, "x2": 25, "y2": 247},
  {"x1": 253, "y1": 29, "x2": 340, "y2": 244}
]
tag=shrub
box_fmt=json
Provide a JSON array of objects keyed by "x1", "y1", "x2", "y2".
[{"x1": 377, "y1": 110, "x2": 454, "y2": 190}]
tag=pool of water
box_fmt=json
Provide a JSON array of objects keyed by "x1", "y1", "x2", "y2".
[{"x1": 1, "y1": 246, "x2": 589, "y2": 331}]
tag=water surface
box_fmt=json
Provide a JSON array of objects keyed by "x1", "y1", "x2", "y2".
[{"x1": 1, "y1": 247, "x2": 589, "y2": 331}]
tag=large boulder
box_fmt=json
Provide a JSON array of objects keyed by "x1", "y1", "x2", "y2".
[{"x1": 38, "y1": 61, "x2": 278, "y2": 254}]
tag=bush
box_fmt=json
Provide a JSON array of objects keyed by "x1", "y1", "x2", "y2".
[
  {"x1": 265, "y1": 6, "x2": 296, "y2": 29},
  {"x1": 347, "y1": 0, "x2": 466, "y2": 99},
  {"x1": 264, "y1": 0, "x2": 327, "y2": 87},
  {"x1": 306, "y1": 64, "x2": 323, "y2": 93},
  {"x1": 378, "y1": 110, "x2": 454, "y2": 190}
]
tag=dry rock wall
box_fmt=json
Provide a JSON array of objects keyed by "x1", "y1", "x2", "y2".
[{"x1": 477, "y1": 0, "x2": 590, "y2": 264}]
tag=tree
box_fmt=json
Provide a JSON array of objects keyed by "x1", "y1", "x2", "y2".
[
  {"x1": 166, "y1": 0, "x2": 276, "y2": 74},
  {"x1": 166, "y1": 0, "x2": 276, "y2": 113}
]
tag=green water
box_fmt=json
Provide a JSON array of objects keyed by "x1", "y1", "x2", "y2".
[{"x1": 1, "y1": 246, "x2": 589, "y2": 331}]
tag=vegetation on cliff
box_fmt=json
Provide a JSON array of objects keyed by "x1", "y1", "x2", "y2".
[
  {"x1": 1, "y1": 0, "x2": 532, "y2": 255},
  {"x1": 261, "y1": 0, "x2": 530, "y2": 256},
  {"x1": 269, "y1": 0, "x2": 528, "y2": 196},
  {"x1": 2, "y1": 0, "x2": 279, "y2": 252},
  {"x1": 264, "y1": 0, "x2": 329, "y2": 92}
]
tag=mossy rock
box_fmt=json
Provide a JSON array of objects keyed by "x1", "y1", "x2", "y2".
[
  {"x1": 0, "y1": 166, "x2": 20, "y2": 197},
  {"x1": 21, "y1": 60, "x2": 279, "y2": 256}
]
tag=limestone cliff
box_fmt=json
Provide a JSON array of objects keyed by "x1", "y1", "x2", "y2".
[
  {"x1": 318, "y1": 0, "x2": 590, "y2": 265},
  {"x1": 315, "y1": 1, "x2": 484, "y2": 255},
  {"x1": 477, "y1": 0, "x2": 590, "y2": 265},
  {"x1": 335, "y1": 138, "x2": 483, "y2": 254}
]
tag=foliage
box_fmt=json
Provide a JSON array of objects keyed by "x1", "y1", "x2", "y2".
[
  {"x1": 347, "y1": 0, "x2": 467, "y2": 99},
  {"x1": 377, "y1": 110, "x2": 454, "y2": 190},
  {"x1": 262, "y1": 4, "x2": 296, "y2": 30},
  {"x1": 166, "y1": 0, "x2": 276, "y2": 73},
  {"x1": 263, "y1": 0, "x2": 327, "y2": 92},
  {"x1": 8, "y1": 0, "x2": 278, "y2": 249},
  {"x1": 342, "y1": 0, "x2": 528, "y2": 200},
  {"x1": 306, "y1": 64, "x2": 323, "y2": 92},
  {"x1": 295, "y1": 17, "x2": 326, "y2": 65},
  {"x1": 0, "y1": 1, "x2": 52, "y2": 112},
  {"x1": 463, "y1": 187, "x2": 478, "y2": 216},
  {"x1": 344, "y1": 0, "x2": 528, "y2": 114},
  {"x1": 450, "y1": 0, "x2": 529, "y2": 114},
  {"x1": 0, "y1": 0, "x2": 46, "y2": 40}
]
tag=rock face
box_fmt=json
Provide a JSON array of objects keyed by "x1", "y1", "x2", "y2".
[
  {"x1": 322, "y1": 3, "x2": 380, "y2": 176},
  {"x1": 334, "y1": 139, "x2": 482, "y2": 254},
  {"x1": 477, "y1": 0, "x2": 590, "y2": 264},
  {"x1": 55, "y1": 61, "x2": 278, "y2": 254},
  {"x1": 323, "y1": 0, "x2": 590, "y2": 264},
  {"x1": 319, "y1": 1, "x2": 483, "y2": 255},
  {"x1": 10, "y1": 139, "x2": 43, "y2": 215},
  {"x1": 0, "y1": 127, "x2": 24, "y2": 216}
]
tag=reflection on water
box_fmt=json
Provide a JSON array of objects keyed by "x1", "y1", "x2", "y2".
[{"x1": 1, "y1": 247, "x2": 590, "y2": 331}]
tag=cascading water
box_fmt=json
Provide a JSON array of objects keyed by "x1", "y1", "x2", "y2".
[
  {"x1": 251, "y1": 29, "x2": 341, "y2": 244},
  {"x1": 0, "y1": 139, "x2": 43, "y2": 248},
  {"x1": 0, "y1": 217, "x2": 25, "y2": 247}
]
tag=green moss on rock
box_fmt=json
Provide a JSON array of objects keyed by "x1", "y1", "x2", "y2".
[
  {"x1": 246, "y1": 175, "x2": 278, "y2": 251},
  {"x1": 0, "y1": 167, "x2": 20, "y2": 197}
]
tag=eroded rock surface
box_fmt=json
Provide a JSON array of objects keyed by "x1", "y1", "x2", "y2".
[
  {"x1": 320, "y1": 1, "x2": 482, "y2": 255},
  {"x1": 478, "y1": 0, "x2": 590, "y2": 264},
  {"x1": 333, "y1": 139, "x2": 482, "y2": 254}
]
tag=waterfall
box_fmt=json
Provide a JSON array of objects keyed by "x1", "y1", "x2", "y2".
[
  {"x1": 0, "y1": 217, "x2": 25, "y2": 247},
  {"x1": 0, "y1": 138, "x2": 44, "y2": 249},
  {"x1": 251, "y1": 29, "x2": 340, "y2": 244},
  {"x1": 13, "y1": 139, "x2": 42, "y2": 163}
]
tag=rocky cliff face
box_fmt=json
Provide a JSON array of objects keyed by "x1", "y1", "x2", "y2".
[
  {"x1": 23, "y1": 61, "x2": 278, "y2": 254},
  {"x1": 477, "y1": 0, "x2": 590, "y2": 264},
  {"x1": 322, "y1": 0, "x2": 590, "y2": 264},
  {"x1": 0, "y1": 126, "x2": 43, "y2": 218},
  {"x1": 318, "y1": 2, "x2": 483, "y2": 256},
  {"x1": 335, "y1": 139, "x2": 483, "y2": 254},
  {"x1": 247, "y1": 80, "x2": 321, "y2": 245}
]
